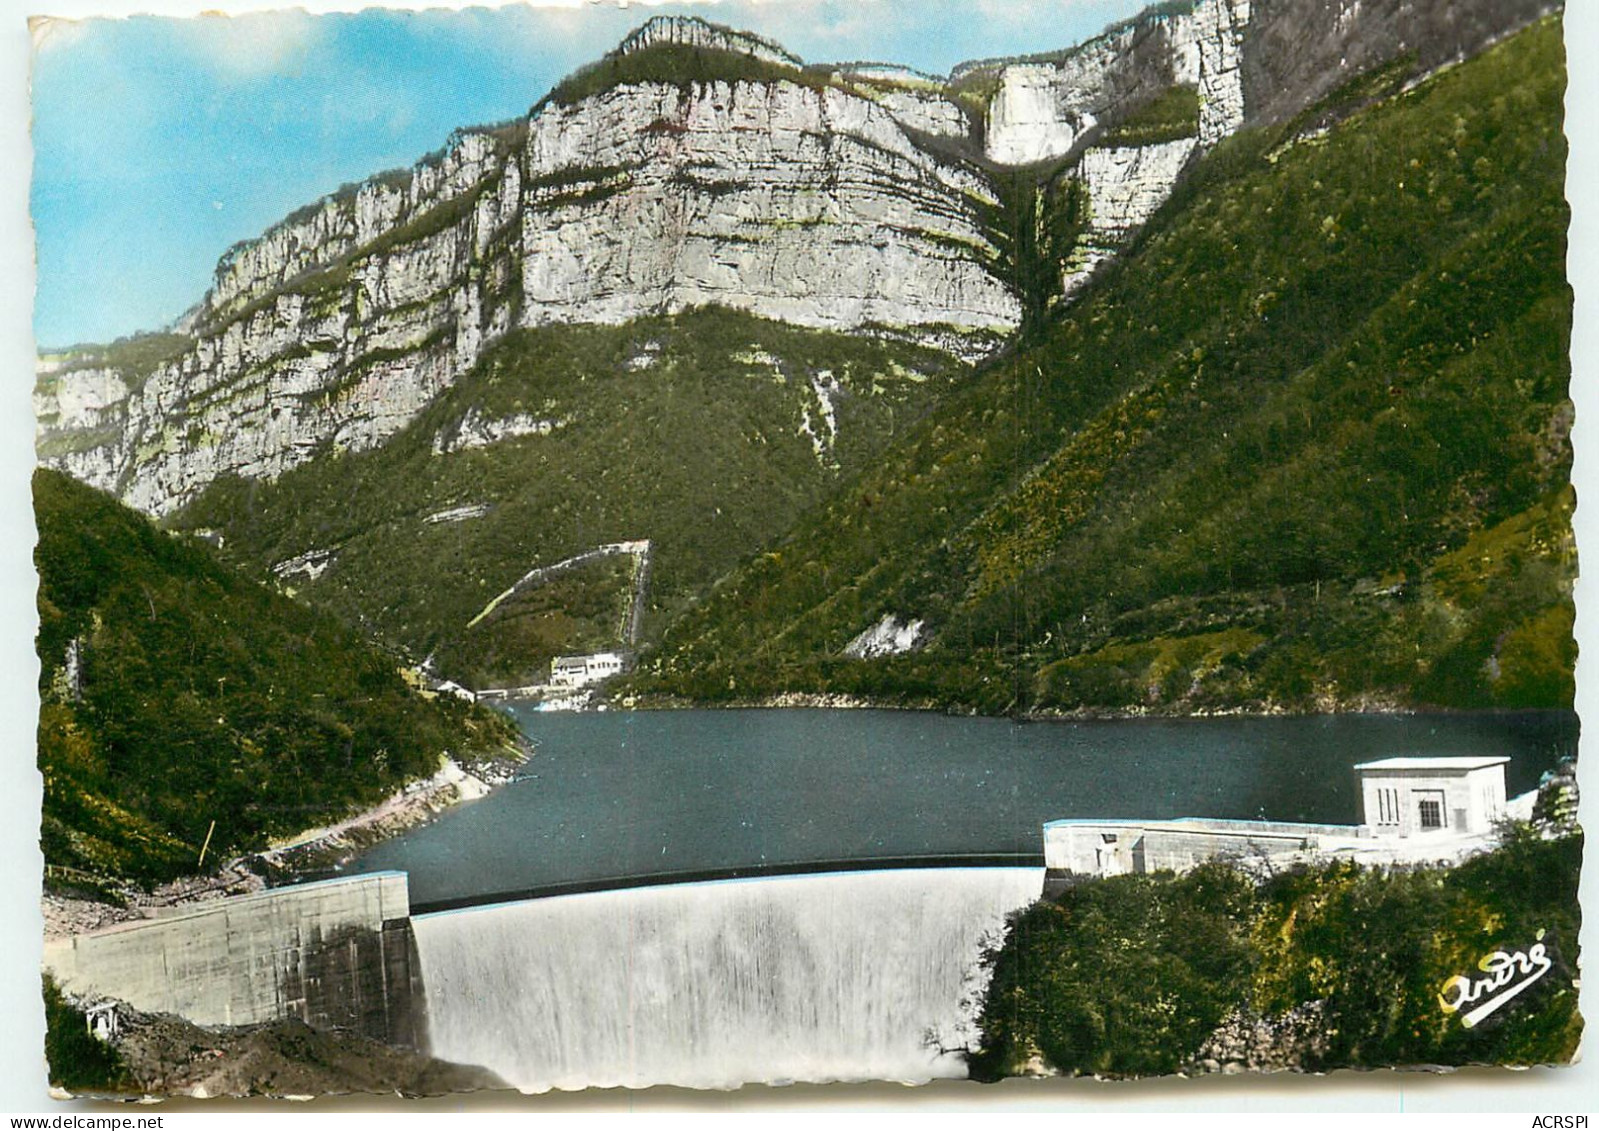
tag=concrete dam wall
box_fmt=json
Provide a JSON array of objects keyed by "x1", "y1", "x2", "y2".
[
  {"x1": 42, "y1": 872, "x2": 422, "y2": 1047},
  {"x1": 410, "y1": 867, "x2": 1044, "y2": 1092},
  {"x1": 43, "y1": 865, "x2": 1044, "y2": 1089}
]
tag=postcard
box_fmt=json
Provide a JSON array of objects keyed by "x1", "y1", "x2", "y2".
[{"x1": 19, "y1": 0, "x2": 1590, "y2": 1107}]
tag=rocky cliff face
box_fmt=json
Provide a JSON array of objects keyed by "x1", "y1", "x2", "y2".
[
  {"x1": 1062, "y1": 138, "x2": 1200, "y2": 298},
  {"x1": 38, "y1": 17, "x2": 1026, "y2": 516},
  {"x1": 975, "y1": 0, "x2": 1548, "y2": 299},
  {"x1": 515, "y1": 80, "x2": 1015, "y2": 336},
  {"x1": 980, "y1": 7, "x2": 1223, "y2": 166},
  {"x1": 1238, "y1": 0, "x2": 1558, "y2": 129},
  {"x1": 35, "y1": 0, "x2": 1555, "y2": 519}
]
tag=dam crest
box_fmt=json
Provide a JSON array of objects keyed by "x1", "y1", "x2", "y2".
[{"x1": 44, "y1": 864, "x2": 1045, "y2": 1091}]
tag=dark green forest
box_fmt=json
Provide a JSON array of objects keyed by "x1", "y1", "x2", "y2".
[
  {"x1": 972, "y1": 818, "x2": 1583, "y2": 1079},
  {"x1": 35, "y1": 469, "x2": 523, "y2": 886}
]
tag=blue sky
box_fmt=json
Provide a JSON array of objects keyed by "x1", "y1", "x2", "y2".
[{"x1": 30, "y1": 0, "x2": 1151, "y2": 348}]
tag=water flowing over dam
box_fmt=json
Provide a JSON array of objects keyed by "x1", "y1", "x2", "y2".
[{"x1": 411, "y1": 867, "x2": 1044, "y2": 1092}]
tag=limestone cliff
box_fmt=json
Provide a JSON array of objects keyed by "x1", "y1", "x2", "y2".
[
  {"x1": 37, "y1": 19, "x2": 1020, "y2": 516},
  {"x1": 514, "y1": 80, "x2": 1014, "y2": 336},
  {"x1": 977, "y1": 6, "x2": 1222, "y2": 166},
  {"x1": 35, "y1": 0, "x2": 1554, "y2": 519},
  {"x1": 973, "y1": 0, "x2": 1550, "y2": 299}
]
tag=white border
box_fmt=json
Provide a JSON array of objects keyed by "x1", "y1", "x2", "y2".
[{"x1": 0, "y1": 0, "x2": 1593, "y2": 1114}]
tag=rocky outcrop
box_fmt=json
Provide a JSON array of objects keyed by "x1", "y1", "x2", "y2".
[
  {"x1": 515, "y1": 79, "x2": 1018, "y2": 337},
  {"x1": 830, "y1": 66, "x2": 972, "y2": 140},
  {"x1": 871, "y1": 88, "x2": 971, "y2": 140},
  {"x1": 38, "y1": 79, "x2": 1014, "y2": 515},
  {"x1": 98, "y1": 1009, "x2": 507, "y2": 1100},
  {"x1": 197, "y1": 129, "x2": 520, "y2": 327},
  {"x1": 982, "y1": 4, "x2": 1222, "y2": 166},
  {"x1": 844, "y1": 614, "x2": 928, "y2": 658},
  {"x1": 615, "y1": 14, "x2": 800, "y2": 69},
  {"x1": 1062, "y1": 138, "x2": 1200, "y2": 297},
  {"x1": 1189, "y1": 1002, "x2": 1330, "y2": 1074},
  {"x1": 38, "y1": 118, "x2": 527, "y2": 515},
  {"x1": 1194, "y1": 0, "x2": 1251, "y2": 145},
  {"x1": 35, "y1": 2, "x2": 1554, "y2": 520},
  {"x1": 432, "y1": 408, "x2": 566, "y2": 455},
  {"x1": 982, "y1": 0, "x2": 1547, "y2": 301},
  {"x1": 984, "y1": 14, "x2": 1189, "y2": 167}
]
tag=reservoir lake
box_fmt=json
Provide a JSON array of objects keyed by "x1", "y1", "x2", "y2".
[{"x1": 346, "y1": 707, "x2": 1576, "y2": 907}]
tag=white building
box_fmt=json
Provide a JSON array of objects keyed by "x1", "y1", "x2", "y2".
[
  {"x1": 549, "y1": 652, "x2": 629, "y2": 689},
  {"x1": 1043, "y1": 817, "x2": 1359, "y2": 880},
  {"x1": 1353, "y1": 755, "x2": 1508, "y2": 838},
  {"x1": 84, "y1": 1001, "x2": 123, "y2": 1043},
  {"x1": 1044, "y1": 756, "x2": 1519, "y2": 882}
]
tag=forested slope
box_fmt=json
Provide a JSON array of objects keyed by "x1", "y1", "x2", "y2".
[
  {"x1": 35, "y1": 469, "x2": 522, "y2": 885},
  {"x1": 635, "y1": 17, "x2": 1575, "y2": 716}
]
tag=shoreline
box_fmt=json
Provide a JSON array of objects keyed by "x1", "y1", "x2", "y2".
[
  {"x1": 42, "y1": 754, "x2": 518, "y2": 942},
  {"x1": 591, "y1": 687, "x2": 1528, "y2": 722}
]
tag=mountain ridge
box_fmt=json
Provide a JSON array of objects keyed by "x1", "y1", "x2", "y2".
[
  {"x1": 31, "y1": 0, "x2": 1572, "y2": 708},
  {"x1": 36, "y1": 0, "x2": 1550, "y2": 522}
]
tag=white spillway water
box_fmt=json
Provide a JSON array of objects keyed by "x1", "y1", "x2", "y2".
[{"x1": 411, "y1": 867, "x2": 1043, "y2": 1092}]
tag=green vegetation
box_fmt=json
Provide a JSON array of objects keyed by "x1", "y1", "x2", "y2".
[
  {"x1": 946, "y1": 66, "x2": 1004, "y2": 118},
  {"x1": 173, "y1": 308, "x2": 967, "y2": 687},
  {"x1": 36, "y1": 424, "x2": 124, "y2": 462},
  {"x1": 37, "y1": 333, "x2": 194, "y2": 398},
  {"x1": 971, "y1": 824, "x2": 1584, "y2": 1078},
  {"x1": 974, "y1": 862, "x2": 1255, "y2": 1078},
  {"x1": 1098, "y1": 84, "x2": 1199, "y2": 146},
  {"x1": 42, "y1": 976, "x2": 132, "y2": 1095},
  {"x1": 540, "y1": 43, "x2": 827, "y2": 110},
  {"x1": 961, "y1": 150, "x2": 1094, "y2": 338},
  {"x1": 36, "y1": 469, "x2": 523, "y2": 885},
  {"x1": 439, "y1": 553, "x2": 637, "y2": 688},
  {"x1": 634, "y1": 16, "x2": 1575, "y2": 716}
]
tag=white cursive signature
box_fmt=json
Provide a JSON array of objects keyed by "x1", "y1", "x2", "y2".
[{"x1": 1438, "y1": 930, "x2": 1553, "y2": 1028}]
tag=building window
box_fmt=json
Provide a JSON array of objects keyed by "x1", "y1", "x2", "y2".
[
  {"x1": 1419, "y1": 798, "x2": 1443, "y2": 829},
  {"x1": 1376, "y1": 787, "x2": 1400, "y2": 825}
]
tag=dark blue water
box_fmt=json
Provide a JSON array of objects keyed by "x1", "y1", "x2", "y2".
[{"x1": 347, "y1": 708, "x2": 1576, "y2": 905}]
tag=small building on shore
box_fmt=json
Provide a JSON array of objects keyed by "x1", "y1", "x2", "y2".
[
  {"x1": 1044, "y1": 755, "x2": 1521, "y2": 885},
  {"x1": 549, "y1": 652, "x2": 630, "y2": 689},
  {"x1": 1353, "y1": 755, "x2": 1508, "y2": 838}
]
